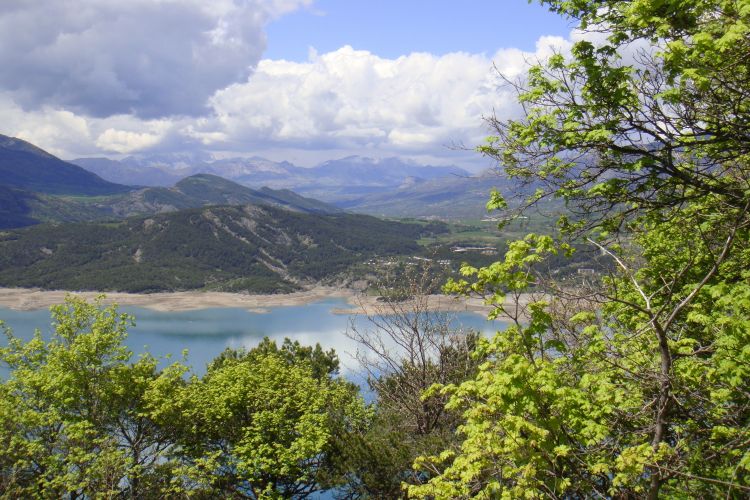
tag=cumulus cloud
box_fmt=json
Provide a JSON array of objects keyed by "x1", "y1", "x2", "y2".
[
  {"x1": 0, "y1": 0, "x2": 311, "y2": 119},
  {"x1": 0, "y1": 30, "x2": 573, "y2": 160},
  {"x1": 203, "y1": 36, "x2": 571, "y2": 154},
  {"x1": 0, "y1": 93, "x2": 92, "y2": 158},
  {"x1": 95, "y1": 117, "x2": 174, "y2": 154},
  {"x1": 0, "y1": 92, "x2": 186, "y2": 157}
]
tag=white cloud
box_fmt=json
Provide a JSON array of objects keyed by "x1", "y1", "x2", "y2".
[
  {"x1": 0, "y1": 93, "x2": 181, "y2": 157},
  {"x1": 0, "y1": 93, "x2": 92, "y2": 158},
  {"x1": 95, "y1": 130, "x2": 161, "y2": 154},
  {"x1": 0, "y1": 28, "x2": 576, "y2": 161},
  {"x1": 96, "y1": 118, "x2": 173, "y2": 154},
  {"x1": 0, "y1": 0, "x2": 312, "y2": 119},
  {"x1": 208, "y1": 48, "x2": 500, "y2": 149},
  {"x1": 204, "y1": 39, "x2": 570, "y2": 155}
]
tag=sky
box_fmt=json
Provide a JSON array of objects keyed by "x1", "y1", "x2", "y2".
[{"x1": 0, "y1": 1, "x2": 575, "y2": 168}]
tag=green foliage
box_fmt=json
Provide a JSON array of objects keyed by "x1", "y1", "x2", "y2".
[
  {"x1": 160, "y1": 348, "x2": 367, "y2": 498},
  {"x1": 0, "y1": 296, "x2": 186, "y2": 498},
  {"x1": 209, "y1": 337, "x2": 341, "y2": 381},
  {"x1": 487, "y1": 0, "x2": 750, "y2": 232},
  {"x1": 411, "y1": 1, "x2": 750, "y2": 497},
  {"x1": 412, "y1": 216, "x2": 750, "y2": 497},
  {"x1": 0, "y1": 205, "x2": 438, "y2": 293},
  {"x1": 0, "y1": 297, "x2": 368, "y2": 499}
]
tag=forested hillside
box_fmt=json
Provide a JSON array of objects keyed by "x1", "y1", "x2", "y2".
[
  {"x1": 0, "y1": 204, "x2": 438, "y2": 293},
  {"x1": 0, "y1": 135, "x2": 130, "y2": 196}
]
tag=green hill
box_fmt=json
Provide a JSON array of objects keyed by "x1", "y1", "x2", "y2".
[
  {"x1": 107, "y1": 174, "x2": 341, "y2": 217},
  {"x1": 0, "y1": 186, "x2": 113, "y2": 229},
  {"x1": 0, "y1": 135, "x2": 131, "y2": 196},
  {"x1": 1, "y1": 170, "x2": 341, "y2": 229},
  {"x1": 0, "y1": 205, "x2": 435, "y2": 293}
]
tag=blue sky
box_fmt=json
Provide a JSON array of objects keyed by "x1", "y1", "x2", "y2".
[
  {"x1": 0, "y1": 1, "x2": 576, "y2": 166},
  {"x1": 265, "y1": 1, "x2": 572, "y2": 61}
]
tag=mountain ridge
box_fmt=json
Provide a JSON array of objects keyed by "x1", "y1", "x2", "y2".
[
  {"x1": 70, "y1": 152, "x2": 501, "y2": 218},
  {"x1": 0, "y1": 204, "x2": 440, "y2": 293},
  {"x1": 105, "y1": 174, "x2": 341, "y2": 217},
  {"x1": 0, "y1": 135, "x2": 342, "y2": 228},
  {"x1": 0, "y1": 134, "x2": 131, "y2": 196},
  {"x1": 71, "y1": 153, "x2": 472, "y2": 196}
]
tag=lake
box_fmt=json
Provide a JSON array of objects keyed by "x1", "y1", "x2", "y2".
[{"x1": 0, "y1": 298, "x2": 504, "y2": 379}]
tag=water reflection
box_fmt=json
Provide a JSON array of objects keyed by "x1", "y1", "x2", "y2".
[{"x1": 0, "y1": 298, "x2": 504, "y2": 378}]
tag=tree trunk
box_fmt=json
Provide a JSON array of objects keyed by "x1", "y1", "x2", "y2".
[{"x1": 648, "y1": 325, "x2": 672, "y2": 500}]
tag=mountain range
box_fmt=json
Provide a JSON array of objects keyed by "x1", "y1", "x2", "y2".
[
  {"x1": 72, "y1": 154, "x2": 470, "y2": 194},
  {"x1": 0, "y1": 134, "x2": 450, "y2": 293},
  {"x1": 0, "y1": 135, "x2": 341, "y2": 228},
  {"x1": 1, "y1": 132, "x2": 513, "y2": 227},
  {"x1": 72, "y1": 152, "x2": 506, "y2": 218}
]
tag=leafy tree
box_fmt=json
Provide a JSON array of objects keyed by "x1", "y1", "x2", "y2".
[
  {"x1": 210, "y1": 337, "x2": 341, "y2": 381},
  {"x1": 489, "y1": 0, "x2": 750, "y2": 229},
  {"x1": 0, "y1": 299, "x2": 368, "y2": 499},
  {"x1": 409, "y1": 1, "x2": 750, "y2": 498},
  {"x1": 160, "y1": 339, "x2": 369, "y2": 499},
  {"x1": 0, "y1": 296, "x2": 186, "y2": 498}
]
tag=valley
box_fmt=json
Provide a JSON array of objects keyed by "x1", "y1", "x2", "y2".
[
  {"x1": 0, "y1": 3, "x2": 745, "y2": 497},
  {"x1": 72, "y1": 151, "x2": 509, "y2": 219},
  {"x1": 0, "y1": 134, "x2": 601, "y2": 296}
]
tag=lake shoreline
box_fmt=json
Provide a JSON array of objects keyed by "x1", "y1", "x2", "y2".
[{"x1": 0, "y1": 286, "x2": 495, "y2": 316}]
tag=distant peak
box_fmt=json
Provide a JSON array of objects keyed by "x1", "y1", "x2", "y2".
[
  {"x1": 0, "y1": 134, "x2": 58, "y2": 160},
  {"x1": 176, "y1": 173, "x2": 231, "y2": 185},
  {"x1": 187, "y1": 173, "x2": 221, "y2": 179},
  {"x1": 320, "y1": 155, "x2": 374, "y2": 165}
]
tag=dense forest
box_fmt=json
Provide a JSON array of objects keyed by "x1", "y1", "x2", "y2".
[
  {"x1": 1, "y1": 0, "x2": 750, "y2": 498},
  {"x1": 0, "y1": 205, "x2": 446, "y2": 293}
]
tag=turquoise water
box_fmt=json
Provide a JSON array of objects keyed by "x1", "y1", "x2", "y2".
[
  {"x1": 0, "y1": 298, "x2": 503, "y2": 377},
  {"x1": 0, "y1": 298, "x2": 503, "y2": 499}
]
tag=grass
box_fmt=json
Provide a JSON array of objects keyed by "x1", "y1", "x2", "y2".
[
  {"x1": 417, "y1": 219, "x2": 505, "y2": 247},
  {"x1": 57, "y1": 194, "x2": 125, "y2": 202}
]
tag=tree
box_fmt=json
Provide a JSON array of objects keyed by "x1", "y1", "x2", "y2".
[
  {"x1": 0, "y1": 299, "x2": 368, "y2": 499},
  {"x1": 209, "y1": 336, "x2": 341, "y2": 381},
  {"x1": 409, "y1": 1, "x2": 750, "y2": 498},
  {"x1": 0, "y1": 296, "x2": 186, "y2": 498},
  {"x1": 488, "y1": 0, "x2": 750, "y2": 230},
  {"x1": 340, "y1": 265, "x2": 485, "y2": 498},
  {"x1": 159, "y1": 338, "x2": 368, "y2": 499}
]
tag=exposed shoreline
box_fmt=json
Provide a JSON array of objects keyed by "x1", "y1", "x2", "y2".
[{"x1": 0, "y1": 286, "x2": 495, "y2": 316}]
